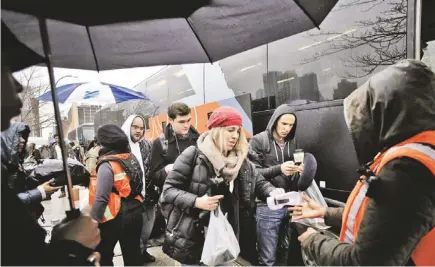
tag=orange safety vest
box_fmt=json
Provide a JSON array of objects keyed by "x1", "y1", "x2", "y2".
[
  {"x1": 89, "y1": 153, "x2": 143, "y2": 223},
  {"x1": 339, "y1": 130, "x2": 435, "y2": 266}
]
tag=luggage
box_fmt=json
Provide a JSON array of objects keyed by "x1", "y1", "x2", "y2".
[{"x1": 28, "y1": 158, "x2": 90, "y2": 187}]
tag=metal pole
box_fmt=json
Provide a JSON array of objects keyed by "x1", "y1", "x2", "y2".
[
  {"x1": 38, "y1": 18, "x2": 80, "y2": 219},
  {"x1": 415, "y1": 0, "x2": 422, "y2": 59}
]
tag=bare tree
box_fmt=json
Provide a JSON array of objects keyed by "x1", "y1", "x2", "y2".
[
  {"x1": 302, "y1": 0, "x2": 407, "y2": 77},
  {"x1": 17, "y1": 67, "x2": 56, "y2": 135}
]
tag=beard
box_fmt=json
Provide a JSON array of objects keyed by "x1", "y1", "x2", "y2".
[{"x1": 131, "y1": 134, "x2": 141, "y2": 142}]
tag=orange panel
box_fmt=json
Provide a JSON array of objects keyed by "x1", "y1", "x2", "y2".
[{"x1": 143, "y1": 101, "x2": 252, "y2": 141}]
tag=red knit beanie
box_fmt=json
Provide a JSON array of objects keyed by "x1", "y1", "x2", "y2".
[{"x1": 207, "y1": 106, "x2": 243, "y2": 129}]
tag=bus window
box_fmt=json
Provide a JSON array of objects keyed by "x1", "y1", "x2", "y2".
[{"x1": 420, "y1": 0, "x2": 435, "y2": 71}]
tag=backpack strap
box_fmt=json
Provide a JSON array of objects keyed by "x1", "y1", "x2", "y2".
[
  {"x1": 256, "y1": 131, "x2": 271, "y2": 165},
  {"x1": 97, "y1": 155, "x2": 142, "y2": 198},
  {"x1": 159, "y1": 134, "x2": 168, "y2": 157},
  {"x1": 258, "y1": 131, "x2": 270, "y2": 154}
]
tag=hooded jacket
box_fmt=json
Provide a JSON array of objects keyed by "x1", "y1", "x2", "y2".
[
  {"x1": 249, "y1": 104, "x2": 298, "y2": 191},
  {"x1": 1, "y1": 123, "x2": 45, "y2": 209},
  {"x1": 121, "y1": 115, "x2": 158, "y2": 204},
  {"x1": 149, "y1": 123, "x2": 199, "y2": 188},
  {"x1": 302, "y1": 60, "x2": 435, "y2": 265},
  {"x1": 1, "y1": 122, "x2": 30, "y2": 191},
  {"x1": 1, "y1": 122, "x2": 30, "y2": 166}
]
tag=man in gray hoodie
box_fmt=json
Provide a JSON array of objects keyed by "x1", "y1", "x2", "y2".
[
  {"x1": 249, "y1": 104, "x2": 317, "y2": 265},
  {"x1": 121, "y1": 115, "x2": 157, "y2": 263}
]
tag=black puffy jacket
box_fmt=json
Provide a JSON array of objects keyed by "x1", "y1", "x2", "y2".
[{"x1": 159, "y1": 146, "x2": 275, "y2": 264}]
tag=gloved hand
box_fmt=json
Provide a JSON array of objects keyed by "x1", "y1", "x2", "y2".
[{"x1": 269, "y1": 188, "x2": 285, "y2": 196}]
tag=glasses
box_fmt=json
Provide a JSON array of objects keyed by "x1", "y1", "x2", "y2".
[{"x1": 131, "y1": 125, "x2": 145, "y2": 131}]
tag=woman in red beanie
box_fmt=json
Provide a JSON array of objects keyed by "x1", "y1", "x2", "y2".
[{"x1": 160, "y1": 106, "x2": 284, "y2": 265}]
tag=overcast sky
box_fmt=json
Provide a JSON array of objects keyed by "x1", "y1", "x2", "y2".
[{"x1": 13, "y1": 65, "x2": 164, "y2": 138}]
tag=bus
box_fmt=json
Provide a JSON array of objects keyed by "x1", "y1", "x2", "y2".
[
  {"x1": 67, "y1": 123, "x2": 95, "y2": 147},
  {"x1": 95, "y1": 0, "x2": 434, "y2": 203}
]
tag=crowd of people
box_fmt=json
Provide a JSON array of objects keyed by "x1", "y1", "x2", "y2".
[{"x1": 2, "y1": 38, "x2": 435, "y2": 267}]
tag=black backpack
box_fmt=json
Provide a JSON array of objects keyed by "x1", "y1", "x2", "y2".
[
  {"x1": 97, "y1": 154, "x2": 143, "y2": 199},
  {"x1": 248, "y1": 131, "x2": 271, "y2": 164}
]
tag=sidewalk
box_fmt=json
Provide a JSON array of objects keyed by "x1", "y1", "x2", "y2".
[
  {"x1": 40, "y1": 197, "x2": 180, "y2": 266},
  {"x1": 40, "y1": 196, "x2": 247, "y2": 266}
]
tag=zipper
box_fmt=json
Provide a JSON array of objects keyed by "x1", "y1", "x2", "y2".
[{"x1": 281, "y1": 143, "x2": 285, "y2": 163}]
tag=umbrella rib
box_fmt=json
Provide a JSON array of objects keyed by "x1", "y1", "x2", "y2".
[
  {"x1": 186, "y1": 18, "x2": 213, "y2": 64},
  {"x1": 293, "y1": 0, "x2": 320, "y2": 29},
  {"x1": 86, "y1": 26, "x2": 101, "y2": 72}
]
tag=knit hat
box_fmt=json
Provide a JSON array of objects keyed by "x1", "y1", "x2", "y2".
[
  {"x1": 97, "y1": 124, "x2": 129, "y2": 152},
  {"x1": 207, "y1": 106, "x2": 243, "y2": 129}
]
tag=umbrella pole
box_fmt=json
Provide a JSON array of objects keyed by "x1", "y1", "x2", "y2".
[{"x1": 38, "y1": 18, "x2": 80, "y2": 220}]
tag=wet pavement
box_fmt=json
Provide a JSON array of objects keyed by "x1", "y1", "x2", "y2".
[
  {"x1": 40, "y1": 197, "x2": 180, "y2": 266},
  {"x1": 40, "y1": 192, "x2": 246, "y2": 266}
]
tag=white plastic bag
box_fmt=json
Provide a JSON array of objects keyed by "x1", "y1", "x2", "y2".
[
  {"x1": 201, "y1": 206, "x2": 240, "y2": 266},
  {"x1": 291, "y1": 181, "x2": 330, "y2": 230}
]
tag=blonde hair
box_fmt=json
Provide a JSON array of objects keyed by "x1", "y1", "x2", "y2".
[{"x1": 209, "y1": 126, "x2": 249, "y2": 157}]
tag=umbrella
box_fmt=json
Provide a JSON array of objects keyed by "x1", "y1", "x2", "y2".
[
  {"x1": 1, "y1": 0, "x2": 338, "y2": 219},
  {"x1": 37, "y1": 82, "x2": 148, "y2": 105},
  {"x1": 1, "y1": 21, "x2": 44, "y2": 72},
  {"x1": 2, "y1": 0, "x2": 338, "y2": 71}
]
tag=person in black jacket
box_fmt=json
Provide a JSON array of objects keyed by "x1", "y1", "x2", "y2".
[
  {"x1": 149, "y1": 102, "x2": 199, "y2": 189},
  {"x1": 1, "y1": 48, "x2": 101, "y2": 266},
  {"x1": 291, "y1": 59, "x2": 435, "y2": 266},
  {"x1": 121, "y1": 114, "x2": 158, "y2": 263},
  {"x1": 1, "y1": 122, "x2": 61, "y2": 219},
  {"x1": 91, "y1": 124, "x2": 144, "y2": 266},
  {"x1": 160, "y1": 106, "x2": 284, "y2": 265},
  {"x1": 249, "y1": 104, "x2": 317, "y2": 266}
]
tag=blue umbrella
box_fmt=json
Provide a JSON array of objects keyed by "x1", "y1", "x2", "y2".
[{"x1": 38, "y1": 82, "x2": 148, "y2": 104}]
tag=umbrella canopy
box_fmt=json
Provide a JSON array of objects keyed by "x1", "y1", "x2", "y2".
[
  {"x1": 37, "y1": 82, "x2": 148, "y2": 105},
  {"x1": 1, "y1": 21, "x2": 44, "y2": 72},
  {"x1": 1, "y1": 1, "x2": 210, "y2": 25},
  {"x1": 2, "y1": 0, "x2": 338, "y2": 71}
]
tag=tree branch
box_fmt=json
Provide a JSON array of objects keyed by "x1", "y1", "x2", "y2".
[{"x1": 301, "y1": 0, "x2": 406, "y2": 77}]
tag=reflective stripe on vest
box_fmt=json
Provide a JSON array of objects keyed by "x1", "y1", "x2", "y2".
[
  {"x1": 103, "y1": 205, "x2": 115, "y2": 221},
  {"x1": 339, "y1": 130, "x2": 435, "y2": 265},
  {"x1": 386, "y1": 143, "x2": 435, "y2": 165},
  {"x1": 88, "y1": 153, "x2": 143, "y2": 223},
  {"x1": 114, "y1": 172, "x2": 127, "y2": 181},
  {"x1": 343, "y1": 182, "x2": 368, "y2": 243}
]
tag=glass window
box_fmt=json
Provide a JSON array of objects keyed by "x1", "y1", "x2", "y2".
[
  {"x1": 139, "y1": 65, "x2": 201, "y2": 115},
  {"x1": 78, "y1": 105, "x2": 100, "y2": 125},
  {"x1": 206, "y1": 46, "x2": 267, "y2": 103},
  {"x1": 82, "y1": 126, "x2": 95, "y2": 141},
  {"x1": 420, "y1": 0, "x2": 435, "y2": 71},
  {"x1": 267, "y1": 0, "x2": 407, "y2": 104}
]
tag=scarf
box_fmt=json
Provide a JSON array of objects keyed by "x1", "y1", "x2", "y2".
[
  {"x1": 175, "y1": 132, "x2": 190, "y2": 140},
  {"x1": 197, "y1": 132, "x2": 246, "y2": 182}
]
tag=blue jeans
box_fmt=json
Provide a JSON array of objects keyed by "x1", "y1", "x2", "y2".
[{"x1": 256, "y1": 205, "x2": 288, "y2": 266}]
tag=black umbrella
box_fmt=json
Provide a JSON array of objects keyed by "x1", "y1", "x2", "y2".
[
  {"x1": 2, "y1": 0, "x2": 338, "y2": 71},
  {"x1": 1, "y1": 21, "x2": 44, "y2": 72},
  {"x1": 1, "y1": 0, "x2": 338, "y2": 219}
]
